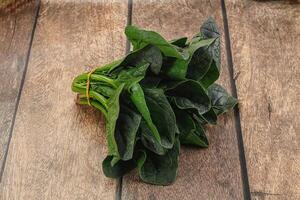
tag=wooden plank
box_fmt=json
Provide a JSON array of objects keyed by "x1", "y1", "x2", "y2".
[
  {"x1": 121, "y1": 1, "x2": 244, "y2": 199},
  {"x1": 0, "y1": 1, "x2": 128, "y2": 199},
  {"x1": 226, "y1": 1, "x2": 300, "y2": 199},
  {"x1": 0, "y1": 0, "x2": 37, "y2": 174}
]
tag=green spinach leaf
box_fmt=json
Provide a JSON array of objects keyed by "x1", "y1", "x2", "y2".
[
  {"x1": 106, "y1": 84, "x2": 125, "y2": 165},
  {"x1": 143, "y1": 88, "x2": 177, "y2": 149},
  {"x1": 170, "y1": 37, "x2": 188, "y2": 47},
  {"x1": 174, "y1": 108, "x2": 209, "y2": 147},
  {"x1": 137, "y1": 138, "x2": 180, "y2": 185},
  {"x1": 208, "y1": 84, "x2": 237, "y2": 115},
  {"x1": 165, "y1": 80, "x2": 211, "y2": 115},
  {"x1": 200, "y1": 108, "x2": 218, "y2": 125},
  {"x1": 125, "y1": 25, "x2": 188, "y2": 60},
  {"x1": 187, "y1": 18, "x2": 221, "y2": 88},
  {"x1": 163, "y1": 38, "x2": 215, "y2": 80},
  {"x1": 130, "y1": 83, "x2": 162, "y2": 143},
  {"x1": 114, "y1": 103, "x2": 141, "y2": 161},
  {"x1": 140, "y1": 120, "x2": 167, "y2": 155},
  {"x1": 102, "y1": 156, "x2": 136, "y2": 178}
]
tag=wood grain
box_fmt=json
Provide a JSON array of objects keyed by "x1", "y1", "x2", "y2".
[
  {"x1": 226, "y1": 1, "x2": 300, "y2": 199},
  {"x1": 121, "y1": 0, "x2": 244, "y2": 199},
  {"x1": 0, "y1": 0, "x2": 128, "y2": 199},
  {"x1": 0, "y1": 0, "x2": 37, "y2": 175},
  {"x1": 0, "y1": 0, "x2": 35, "y2": 15}
]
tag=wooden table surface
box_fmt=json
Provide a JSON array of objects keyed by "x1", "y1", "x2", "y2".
[{"x1": 0, "y1": 0, "x2": 299, "y2": 199}]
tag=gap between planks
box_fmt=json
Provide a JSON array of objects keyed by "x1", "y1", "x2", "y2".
[
  {"x1": 220, "y1": 0, "x2": 251, "y2": 199},
  {"x1": 0, "y1": 0, "x2": 41, "y2": 182}
]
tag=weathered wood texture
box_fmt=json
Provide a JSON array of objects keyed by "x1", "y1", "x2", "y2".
[
  {"x1": 122, "y1": 0, "x2": 244, "y2": 199},
  {"x1": 0, "y1": 0, "x2": 35, "y2": 15},
  {"x1": 0, "y1": 0, "x2": 37, "y2": 174},
  {"x1": 0, "y1": 0, "x2": 128, "y2": 199},
  {"x1": 226, "y1": 1, "x2": 300, "y2": 199}
]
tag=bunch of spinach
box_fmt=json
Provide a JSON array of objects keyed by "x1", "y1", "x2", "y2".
[{"x1": 72, "y1": 18, "x2": 237, "y2": 186}]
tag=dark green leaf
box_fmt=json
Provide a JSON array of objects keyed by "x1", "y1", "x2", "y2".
[
  {"x1": 122, "y1": 45, "x2": 163, "y2": 75},
  {"x1": 184, "y1": 117, "x2": 209, "y2": 147},
  {"x1": 186, "y1": 45, "x2": 213, "y2": 81},
  {"x1": 165, "y1": 80, "x2": 211, "y2": 115},
  {"x1": 140, "y1": 120, "x2": 167, "y2": 155},
  {"x1": 117, "y1": 63, "x2": 149, "y2": 90},
  {"x1": 125, "y1": 25, "x2": 188, "y2": 60},
  {"x1": 173, "y1": 108, "x2": 195, "y2": 136},
  {"x1": 208, "y1": 84, "x2": 237, "y2": 115},
  {"x1": 187, "y1": 18, "x2": 221, "y2": 87},
  {"x1": 140, "y1": 76, "x2": 161, "y2": 88},
  {"x1": 143, "y1": 88, "x2": 177, "y2": 149},
  {"x1": 170, "y1": 37, "x2": 188, "y2": 47},
  {"x1": 174, "y1": 109, "x2": 209, "y2": 147},
  {"x1": 200, "y1": 17, "x2": 220, "y2": 40},
  {"x1": 200, "y1": 108, "x2": 217, "y2": 124},
  {"x1": 189, "y1": 17, "x2": 220, "y2": 45},
  {"x1": 115, "y1": 104, "x2": 141, "y2": 161},
  {"x1": 130, "y1": 83, "x2": 161, "y2": 143},
  {"x1": 102, "y1": 156, "x2": 136, "y2": 178},
  {"x1": 105, "y1": 84, "x2": 125, "y2": 165},
  {"x1": 200, "y1": 18, "x2": 221, "y2": 86},
  {"x1": 199, "y1": 60, "x2": 219, "y2": 88},
  {"x1": 163, "y1": 58, "x2": 189, "y2": 80},
  {"x1": 137, "y1": 138, "x2": 180, "y2": 185},
  {"x1": 105, "y1": 45, "x2": 162, "y2": 76},
  {"x1": 163, "y1": 38, "x2": 215, "y2": 80}
]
